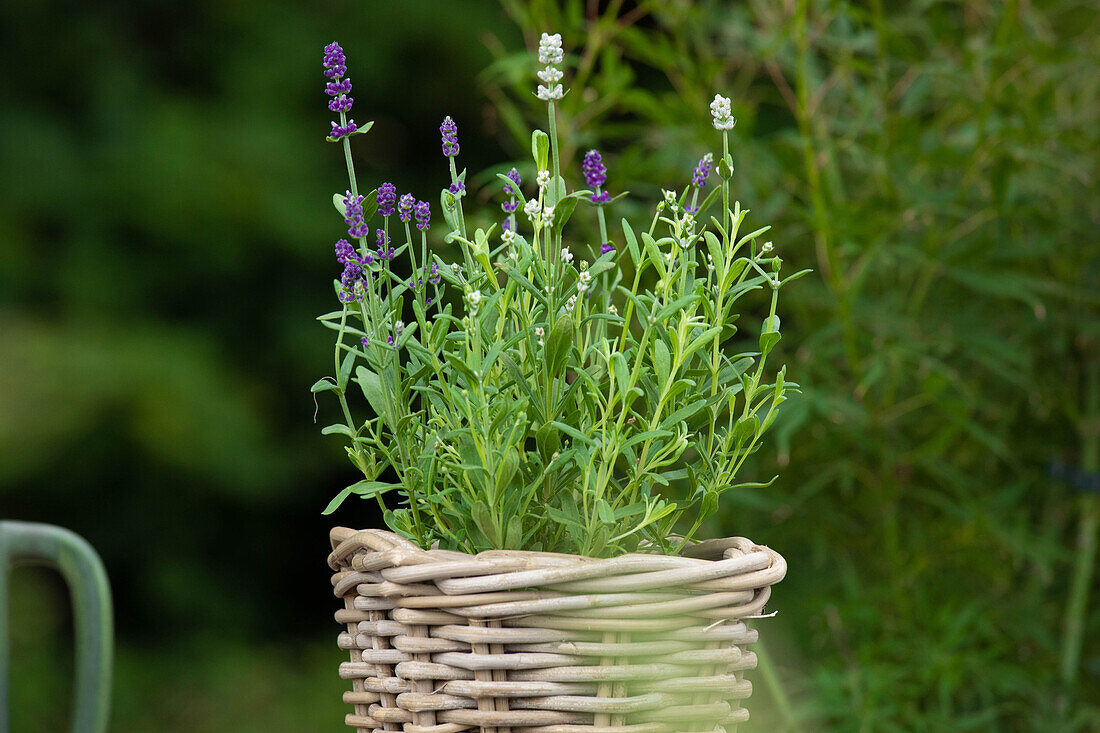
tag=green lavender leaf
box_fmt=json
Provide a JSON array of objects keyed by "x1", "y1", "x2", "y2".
[
  {"x1": 310, "y1": 377, "x2": 339, "y2": 394},
  {"x1": 531, "y1": 129, "x2": 549, "y2": 170},
  {"x1": 546, "y1": 315, "x2": 573, "y2": 377},
  {"x1": 354, "y1": 366, "x2": 387, "y2": 418}
]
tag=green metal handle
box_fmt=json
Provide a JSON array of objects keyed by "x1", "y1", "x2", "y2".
[{"x1": 0, "y1": 521, "x2": 113, "y2": 733}]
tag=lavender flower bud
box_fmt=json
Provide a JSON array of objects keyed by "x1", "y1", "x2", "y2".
[
  {"x1": 692, "y1": 153, "x2": 713, "y2": 188},
  {"x1": 342, "y1": 191, "x2": 369, "y2": 239},
  {"x1": 414, "y1": 200, "x2": 431, "y2": 231},
  {"x1": 449, "y1": 181, "x2": 465, "y2": 195},
  {"x1": 583, "y1": 149, "x2": 606, "y2": 188},
  {"x1": 335, "y1": 239, "x2": 355, "y2": 264},
  {"x1": 330, "y1": 120, "x2": 358, "y2": 140},
  {"x1": 538, "y1": 33, "x2": 563, "y2": 65},
  {"x1": 398, "y1": 193, "x2": 416, "y2": 223},
  {"x1": 505, "y1": 168, "x2": 522, "y2": 196},
  {"x1": 537, "y1": 66, "x2": 563, "y2": 85},
  {"x1": 710, "y1": 94, "x2": 736, "y2": 131},
  {"x1": 323, "y1": 42, "x2": 347, "y2": 79},
  {"x1": 440, "y1": 116, "x2": 460, "y2": 157},
  {"x1": 428, "y1": 263, "x2": 441, "y2": 284},
  {"x1": 524, "y1": 198, "x2": 541, "y2": 222},
  {"x1": 376, "y1": 230, "x2": 395, "y2": 261},
  {"x1": 377, "y1": 183, "x2": 396, "y2": 217},
  {"x1": 537, "y1": 84, "x2": 564, "y2": 101},
  {"x1": 325, "y1": 79, "x2": 352, "y2": 96},
  {"x1": 601, "y1": 242, "x2": 616, "y2": 255},
  {"x1": 339, "y1": 257, "x2": 363, "y2": 300},
  {"x1": 328, "y1": 95, "x2": 353, "y2": 113}
]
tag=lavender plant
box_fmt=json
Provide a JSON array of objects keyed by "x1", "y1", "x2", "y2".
[{"x1": 312, "y1": 36, "x2": 806, "y2": 557}]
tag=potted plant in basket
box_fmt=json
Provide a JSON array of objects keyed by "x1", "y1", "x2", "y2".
[{"x1": 313, "y1": 33, "x2": 806, "y2": 733}]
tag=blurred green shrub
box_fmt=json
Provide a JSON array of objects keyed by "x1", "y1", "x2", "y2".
[{"x1": 483, "y1": 1, "x2": 1098, "y2": 730}]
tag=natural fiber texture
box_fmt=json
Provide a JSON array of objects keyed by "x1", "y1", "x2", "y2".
[{"x1": 328, "y1": 528, "x2": 786, "y2": 733}]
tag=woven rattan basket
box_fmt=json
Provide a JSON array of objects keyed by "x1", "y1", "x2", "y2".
[{"x1": 328, "y1": 527, "x2": 786, "y2": 733}]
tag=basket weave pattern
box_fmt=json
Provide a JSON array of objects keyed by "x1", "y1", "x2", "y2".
[{"x1": 328, "y1": 527, "x2": 786, "y2": 733}]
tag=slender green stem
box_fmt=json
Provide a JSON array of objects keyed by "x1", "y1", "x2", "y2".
[
  {"x1": 548, "y1": 100, "x2": 561, "y2": 209},
  {"x1": 721, "y1": 132, "x2": 730, "y2": 234},
  {"x1": 1060, "y1": 360, "x2": 1100, "y2": 692},
  {"x1": 449, "y1": 156, "x2": 467, "y2": 238},
  {"x1": 595, "y1": 191, "x2": 609, "y2": 246},
  {"x1": 338, "y1": 110, "x2": 359, "y2": 197}
]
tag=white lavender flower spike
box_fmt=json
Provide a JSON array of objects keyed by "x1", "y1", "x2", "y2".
[
  {"x1": 710, "y1": 94, "x2": 737, "y2": 130},
  {"x1": 538, "y1": 33, "x2": 563, "y2": 64},
  {"x1": 536, "y1": 32, "x2": 565, "y2": 100}
]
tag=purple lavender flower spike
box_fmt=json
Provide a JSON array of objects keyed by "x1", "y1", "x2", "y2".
[
  {"x1": 360, "y1": 335, "x2": 370, "y2": 348},
  {"x1": 692, "y1": 153, "x2": 713, "y2": 188},
  {"x1": 323, "y1": 43, "x2": 356, "y2": 139},
  {"x1": 505, "y1": 168, "x2": 522, "y2": 195},
  {"x1": 328, "y1": 94, "x2": 353, "y2": 113},
  {"x1": 377, "y1": 183, "x2": 396, "y2": 216},
  {"x1": 325, "y1": 79, "x2": 352, "y2": 97},
  {"x1": 330, "y1": 120, "x2": 358, "y2": 140},
  {"x1": 398, "y1": 194, "x2": 415, "y2": 222},
  {"x1": 335, "y1": 239, "x2": 356, "y2": 264},
  {"x1": 414, "y1": 200, "x2": 431, "y2": 231},
  {"x1": 591, "y1": 191, "x2": 611, "y2": 204},
  {"x1": 376, "y1": 230, "x2": 395, "y2": 260},
  {"x1": 323, "y1": 42, "x2": 347, "y2": 79},
  {"x1": 428, "y1": 263, "x2": 440, "y2": 284},
  {"x1": 601, "y1": 242, "x2": 616, "y2": 255},
  {"x1": 449, "y1": 181, "x2": 465, "y2": 195},
  {"x1": 440, "y1": 116, "x2": 460, "y2": 157},
  {"x1": 339, "y1": 256, "x2": 363, "y2": 300},
  {"x1": 342, "y1": 191, "x2": 369, "y2": 239},
  {"x1": 583, "y1": 150, "x2": 607, "y2": 188},
  {"x1": 502, "y1": 199, "x2": 518, "y2": 213}
]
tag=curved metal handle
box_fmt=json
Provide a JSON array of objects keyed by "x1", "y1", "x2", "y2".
[{"x1": 0, "y1": 521, "x2": 113, "y2": 733}]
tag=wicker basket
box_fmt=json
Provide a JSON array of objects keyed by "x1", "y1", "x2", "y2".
[{"x1": 328, "y1": 527, "x2": 786, "y2": 733}]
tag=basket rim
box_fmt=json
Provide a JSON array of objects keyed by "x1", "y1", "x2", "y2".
[{"x1": 327, "y1": 527, "x2": 786, "y2": 600}]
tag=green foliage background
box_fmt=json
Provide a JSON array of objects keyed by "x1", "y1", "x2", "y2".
[{"x1": 2, "y1": 0, "x2": 1097, "y2": 730}]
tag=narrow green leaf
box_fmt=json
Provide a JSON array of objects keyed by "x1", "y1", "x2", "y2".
[
  {"x1": 551, "y1": 421, "x2": 597, "y2": 447},
  {"x1": 611, "y1": 352, "x2": 630, "y2": 402},
  {"x1": 622, "y1": 218, "x2": 640, "y2": 262},
  {"x1": 322, "y1": 487, "x2": 353, "y2": 515},
  {"x1": 653, "y1": 340, "x2": 670, "y2": 387},
  {"x1": 311, "y1": 377, "x2": 340, "y2": 394}
]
